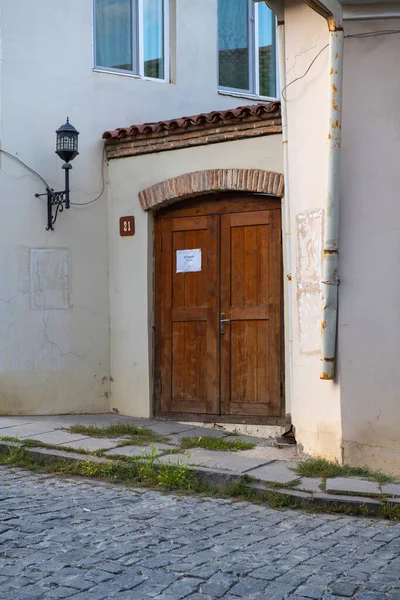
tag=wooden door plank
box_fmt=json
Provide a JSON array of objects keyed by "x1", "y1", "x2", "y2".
[
  {"x1": 231, "y1": 226, "x2": 244, "y2": 308},
  {"x1": 154, "y1": 219, "x2": 163, "y2": 414},
  {"x1": 172, "y1": 231, "x2": 185, "y2": 309},
  {"x1": 268, "y1": 209, "x2": 282, "y2": 413},
  {"x1": 257, "y1": 320, "x2": 269, "y2": 403},
  {"x1": 230, "y1": 210, "x2": 270, "y2": 227},
  {"x1": 185, "y1": 321, "x2": 198, "y2": 400},
  {"x1": 171, "y1": 216, "x2": 208, "y2": 231},
  {"x1": 196, "y1": 229, "x2": 208, "y2": 309},
  {"x1": 220, "y1": 214, "x2": 231, "y2": 415},
  {"x1": 184, "y1": 230, "x2": 198, "y2": 309},
  {"x1": 258, "y1": 222, "x2": 269, "y2": 306},
  {"x1": 160, "y1": 219, "x2": 173, "y2": 412},
  {"x1": 161, "y1": 196, "x2": 280, "y2": 219},
  {"x1": 231, "y1": 306, "x2": 269, "y2": 321},
  {"x1": 172, "y1": 322, "x2": 185, "y2": 400},
  {"x1": 206, "y1": 214, "x2": 219, "y2": 414},
  {"x1": 197, "y1": 321, "x2": 208, "y2": 403},
  {"x1": 171, "y1": 308, "x2": 208, "y2": 321},
  {"x1": 230, "y1": 402, "x2": 277, "y2": 416},
  {"x1": 243, "y1": 225, "x2": 258, "y2": 307}
]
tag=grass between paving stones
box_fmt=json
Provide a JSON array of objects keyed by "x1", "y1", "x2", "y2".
[
  {"x1": 0, "y1": 444, "x2": 199, "y2": 492},
  {"x1": 294, "y1": 457, "x2": 395, "y2": 484},
  {"x1": 262, "y1": 478, "x2": 302, "y2": 490},
  {"x1": 179, "y1": 436, "x2": 255, "y2": 452},
  {"x1": 64, "y1": 423, "x2": 168, "y2": 445},
  {"x1": 1, "y1": 444, "x2": 400, "y2": 520}
]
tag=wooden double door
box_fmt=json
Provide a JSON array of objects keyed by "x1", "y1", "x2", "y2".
[{"x1": 155, "y1": 195, "x2": 283, "y2": 421}]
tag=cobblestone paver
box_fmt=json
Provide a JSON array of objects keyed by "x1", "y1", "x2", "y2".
[{"x1": 0, "y1": 468, "x2": 400, "y2": 600}]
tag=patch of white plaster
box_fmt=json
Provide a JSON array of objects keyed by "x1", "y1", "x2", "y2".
[
  {"x1": 30, "y1": 249, "x2": 69, "y2": 311},
  {"x1": 296, "y1": 210, "x2": 323, "y2": 355}
]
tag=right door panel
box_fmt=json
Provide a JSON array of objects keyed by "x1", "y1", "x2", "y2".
[{"x1": 220, "y1": 209, "x2": 282, "y2": 416}]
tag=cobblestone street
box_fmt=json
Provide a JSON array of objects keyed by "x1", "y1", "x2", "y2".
[{"x1": 0, "y1": 468, "x2": 400, "y2": 600}]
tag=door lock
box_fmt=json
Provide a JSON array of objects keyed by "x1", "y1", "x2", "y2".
[{"x1": 220, "y1": 313, "x2": 230, "y2": 335}]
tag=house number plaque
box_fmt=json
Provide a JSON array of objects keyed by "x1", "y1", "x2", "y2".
[{"x1": 120, "y1": 216, "x2": 135, "y2": 237}]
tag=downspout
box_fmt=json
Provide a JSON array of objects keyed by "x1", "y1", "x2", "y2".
[
  {"x1": 301, "y1": 0, "x2": 344, "y2": 380},
  {"x1": 260, "y1": 0, "x2": 293, "y2": 416}
]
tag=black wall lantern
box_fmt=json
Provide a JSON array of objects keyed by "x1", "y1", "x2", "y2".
[{"x1": 35, "y1": 117, "x2": 79, "y2": 230}]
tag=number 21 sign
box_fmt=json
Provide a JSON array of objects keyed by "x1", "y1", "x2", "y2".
[{"x1": 119, "y1": 216, "x2": 135, "y2": 237}]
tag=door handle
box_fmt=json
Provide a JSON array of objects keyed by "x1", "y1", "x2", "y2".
[{"x1": 220, "y1": 313, "x2": 230, "y2": 335}]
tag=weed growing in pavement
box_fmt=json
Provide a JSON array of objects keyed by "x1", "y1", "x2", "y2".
[
  {"x1": 1, "y1": 443, "x2": 400, "y2": 521},
  {"x1": 180, "y1": 436, "x2": 255, "y2": 452},
  {"x1": 0, "y1": 444, "x2": 195, "y2": 492},
  {"x1": 65, "y1": 423, "x2": 168, "y2": 444},
  {"x1": 263, "y1": 478, "x2": 302, "y2": 490},
  {"x1": 228, "y1": 475, "x2": 258, "y2": 499},
  {"x1": 294, "y1": 457, "x2": 394, "y2": 484}
]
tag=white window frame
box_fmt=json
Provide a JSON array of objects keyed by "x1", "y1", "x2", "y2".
[
  {"x1": 218, "y1": 0, "x2": 279, "y2": 101},
  {"x1": 92, "y1": 0, "x2": 170, "y2": 83}
]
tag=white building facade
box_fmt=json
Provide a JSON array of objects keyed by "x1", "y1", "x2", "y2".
[
  {"x1": 0, "y1": 1, "x2": 283, "y2": 416},
  {"x1": 3, "y1": 0, "x2": 400, "y2": 477}
]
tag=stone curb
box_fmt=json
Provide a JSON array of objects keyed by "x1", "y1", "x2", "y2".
[{"x1": 0, "y1": 442, "x2": 395, "y2": 516}]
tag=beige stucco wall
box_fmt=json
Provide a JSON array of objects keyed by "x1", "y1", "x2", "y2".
[
  {"x1": 339, "y1": 18, "x2": 400, "y2": 475},
  {"x1": 107, "y1": 135, "x2": 283, "y2": 417},
  {"x1": 0, "y1": 0, "x2": 268, "y2": 415},
  {"x1": 284, "y1": 0, "x2": 342, "y2": 461},
  {"x1": 284, "y1": 5, "x2": 400, "y2": 475}
]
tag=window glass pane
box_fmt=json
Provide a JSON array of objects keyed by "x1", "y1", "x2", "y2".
[
  {"x1": 95, "y1": 0, "x2": 133, "y2": 71},
  {"x1": 218, "y1": 0, "x2": 249, "y2": 91},
  {"x1": 258, "y1": 3, "x2": 276, "y2": 97},
  {"x1": 143, "y1": 0, "x2": 164, "y2": 79}
]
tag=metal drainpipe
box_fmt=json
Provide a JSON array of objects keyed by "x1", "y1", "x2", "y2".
[{"x1": 301, "y1": 0, "x2": 344, "y2": 380}]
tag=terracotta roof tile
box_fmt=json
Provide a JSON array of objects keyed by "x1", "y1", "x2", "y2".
[{"x1": 102, "y1": 101, "x2": 280, "y2": 141}]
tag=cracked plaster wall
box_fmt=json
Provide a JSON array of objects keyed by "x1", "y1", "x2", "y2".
[{"x1": 0, "y1": 0, "x2": 277, "y2": 416}]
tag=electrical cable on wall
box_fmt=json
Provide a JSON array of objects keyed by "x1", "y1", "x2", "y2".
[
  {"x1": 281, "y1": 29, "x2": 400, "y2": 102},
  {"x1": 0, "y1": 147, "x2": 106, "y2": 206},
  {"x1": 70, "y1": 146, "x2": 106, "y2": 206},
  {"x1": 0, "y1": 149, "x2": 51, "y2": 191}
]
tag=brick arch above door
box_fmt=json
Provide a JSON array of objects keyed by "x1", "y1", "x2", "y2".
[{"x1": 138, "y1": 169, "x2": 284, "y2": 211}]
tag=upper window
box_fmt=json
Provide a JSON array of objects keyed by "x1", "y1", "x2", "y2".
[
  {"x1": 218, "y1": 0, "x2": 277, "y2": 99},
  {"x1": 94, "y1": 0, "x2": 168, "y2": 81}
]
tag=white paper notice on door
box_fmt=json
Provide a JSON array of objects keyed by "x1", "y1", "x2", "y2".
[{"x1": 176, "y1": 249, "x2": 202, "y2": 273}]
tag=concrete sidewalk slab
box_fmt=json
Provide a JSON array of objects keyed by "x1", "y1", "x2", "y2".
[
  {"x1": 245, "y1": 461, "x2": 297, "y2": 484},
  {"x1": 144, "y1": 421, "x2": 199, "y2": 435},
  {"x1": 227, "y1": 434, "x2": 266, "y2": 446},
  {"x1": 236, "y1": 446, "x2": 299, "y2": 462},
  {"x1": 0, "y1": 418, "x2": 38, "y2": 430},
  {"x1": 297, "y1": 478, "x2": 323, "y2": 493},
  {"x1": 167, "y1": 428, "x2": 228, "y2": 444},
  {"x1": 105, "y1": 444, "x2": 174, "y2": 458},
  {"x1": 59, "y1": 438, "x2": 123, "y2": 452},
  {"x1": 158, "y1": 448, "x2": 271, "y2": 472},
  {"x1": 326, "y1": 477, "x2": 381, "y2": 496},
  {"x1": 22, "y1": 431, "x2": 90, "y2": 446},
  {"x1": 0, "y1": 423, "x2": 64, "y2": 439},
  {"x1": 381, "y1": 483, "x2": 400, "y2": 497}
]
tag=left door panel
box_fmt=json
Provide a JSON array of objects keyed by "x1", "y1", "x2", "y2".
[{"x1": 159, "y1": 215, "x2": 219, "y2": 415}]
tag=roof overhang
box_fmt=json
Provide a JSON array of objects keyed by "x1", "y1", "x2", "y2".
[{"x1": 259, "y1": 0, "x2": 400, "y2": 19}]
